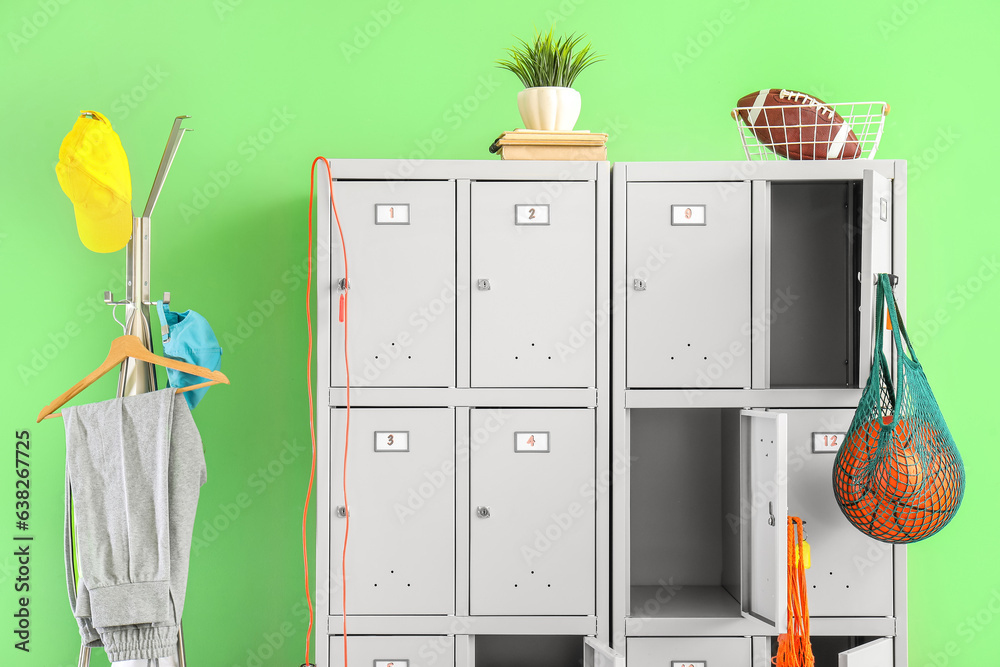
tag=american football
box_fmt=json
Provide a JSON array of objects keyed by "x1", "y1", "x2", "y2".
[{"x1": 735, "y1": 88, "x2": 862, "y2": 160}]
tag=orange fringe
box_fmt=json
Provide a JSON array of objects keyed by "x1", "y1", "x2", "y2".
[{"x1": 774, "y1": 516, "x2": 814, "y2": 667}]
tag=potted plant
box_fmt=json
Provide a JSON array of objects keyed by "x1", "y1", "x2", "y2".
[{"x1": 496, "y1": 28, "x2": 604, "y2": 131}]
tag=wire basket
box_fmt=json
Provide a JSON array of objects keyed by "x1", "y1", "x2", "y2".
[{"x1": 733, "y1": 100, "x2": 889, "y2": 161}]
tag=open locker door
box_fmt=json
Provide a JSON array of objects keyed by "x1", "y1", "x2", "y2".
[
  {"x1": 740, "y1": 410, "x2": 787, "y2": 632},
  {"x1": 858, "y1": 169, "x2": 893, "y2": 387},
  {"x1": 839, "y1": 637, "x2": 893, "y2": 667},
  {"x1": 584, "y1": 637, "x2": 624, "y2": 667}
]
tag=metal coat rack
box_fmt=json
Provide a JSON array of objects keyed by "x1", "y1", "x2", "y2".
[{"x1": 75, "y1": 114, "x2": 192, "y2": 667}]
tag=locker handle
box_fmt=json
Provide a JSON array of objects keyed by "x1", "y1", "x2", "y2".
[{"x1": 476, "y1": 506, "x2": 491, "y2": 518}]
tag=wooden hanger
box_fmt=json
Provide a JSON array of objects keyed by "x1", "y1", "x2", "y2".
[{"x1": 37, "y1": 334, "x2": 230, "y2": 422}]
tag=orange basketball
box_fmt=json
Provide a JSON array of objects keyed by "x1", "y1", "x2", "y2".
[{"x1": 838, "y1": 420, "x2": 962, "y2": 542}]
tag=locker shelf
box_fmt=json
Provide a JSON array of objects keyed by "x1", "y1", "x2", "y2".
[{"x1": 629, "y1": 584, "x2": 742, "y2": 619}]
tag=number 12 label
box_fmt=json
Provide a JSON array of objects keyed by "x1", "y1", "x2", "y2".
[{"x1": 812, "y1": 432, "x2": 846, "y2": 453}]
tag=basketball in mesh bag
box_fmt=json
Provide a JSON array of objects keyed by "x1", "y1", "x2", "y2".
[{"x1": 833, "y1": 274, "x2": 964, "y2": 543}]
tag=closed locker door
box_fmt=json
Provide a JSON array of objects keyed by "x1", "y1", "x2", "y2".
[
  {"x1": 785, "y1": 409, "x2": 893, "y2": 616},
  {"x1": 329, "y1": 180, "x2": 456, "y2": 387},
  {"x1": 627, "y1": 637, "x2": 752, "y2": 667},
  {"x1": 469, "y1": 408, "x2": 595, "y2": 615},
  {"x1": 626, "y1": 181, "x2": 751, "y2": 388},
  {"x1": 330, "y1": 408, "x2": 454, "y2": 615},
  {"x1": 330, "y1": 635, "x2": 455, "y2": 667},
  {"x1": 470, "y1": 181, "x2": 596, "y2": 388}
]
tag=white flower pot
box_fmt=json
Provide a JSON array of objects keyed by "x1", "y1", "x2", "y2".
[{"x1": 516, "y1": 86, "x2": 582, "y2": 131}]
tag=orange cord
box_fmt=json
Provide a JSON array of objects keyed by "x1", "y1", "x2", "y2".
[
  {"x1": 774, "y1": 516, "x2": 814, "y2": 667},
  {"x1": 305, "y1": 157, "x2": 350, "y2": 667}
]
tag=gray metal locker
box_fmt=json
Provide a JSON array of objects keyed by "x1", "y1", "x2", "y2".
[
  {"x1": 328, "y1": 180, "x2": 456, "y2": 388},
  {"x1": 469, "y1": 408, "x2": 596, "y2": 615},
  {"x1": 626, "y1": 408, "x2": 786, "y2": 626},
  {"x1": 470, "y1": 181, "x2": 596, "y2": 388},
  {"x1": 761, "y1": 636, "x2": 893, "y2": 667},
  {"x1": 625, "y1": 181, "x2": 751, "y2": 389},
  {"x1": 329, "y1": 407, "x2": 454, "y2": 615},
  {"x1": 762, "y1": 170, "x2": 894, "y2": 389},
  {"x1": 627, "y1": 637, "x2": 752, "y2": 667},
  {"x1": 784, "y1": 409, "x2": 893, "y2": 617},
  {"x1": 329, "y1": 635, "x2": 455, "y2": 667}
]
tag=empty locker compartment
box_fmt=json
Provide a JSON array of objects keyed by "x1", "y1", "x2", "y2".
[
  {"x1": 627, "y1": 636, "x2": 752, "y2": 667},
  {"x1": 328, "y1": 180, "x2": 456, "y2": 388},
  {"x1": 784, "y1": 409, "x2": 893, "y2": 617},
  {"x1": 469, "y1": 408, "x2": 595, "y2": 615},
  {"x1": 626, "y1": 181, "x2": 751, "y2": 389},
  {"x1": 330, "y1": 408, "x2": 454, "y2": 615},
  {"x1": 629, "y1": 409, "x2": 786, "y2": 625},
  {"x1": 474, "y1": 635, "x2": 584, "y2": 667},
  {"x1": 766, "y1": 173, "x2": 892, "y2": 389},
  {"x1": 330, "y1": 635, "x2": 455, "y2": 667},
  {"x1": 766, "y1": 636, "x2": 892, "y2": 667},
  {"x1": 470, "y1": 181, "x2": 596, "y2": 388}
]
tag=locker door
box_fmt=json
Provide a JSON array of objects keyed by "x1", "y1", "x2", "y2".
[
  {"x1": 470, "y1": 181, "x2": 596, "y2": 388},
  {"x1": 330, "y1": 408, "x2": 454, "y2": 615},
  {"x1": 839, "y1": 637, "x2": 893, "y2": 667},
  {"x1": 858, "y1": 170, "x2": 893, "y2": 387},
  {"x1": 329, "y1": 180, "x2": 456, "y2": 388},
  {"x1": 330, "y1": 635, "x2": 455, "y2": 667},
  {"x1": 469, "y1": 408, "x2": 595, "y2": 615},
  {"x1": 784, "y1": 409, "x2": 893, "y2": 616},
  {"x1": 741, "y1": 410, "x2": 787, "y2": 631},
  {"x1": 627, "y1": 637, "x2": 752, "y2": 667},
  {"x1": 626, "y1": 181, "x2": 751, "y2": 388}
]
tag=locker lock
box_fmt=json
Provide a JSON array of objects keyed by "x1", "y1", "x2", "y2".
[
  {"x1": 477, "y1": 279, "x2": 491, "y2": 291},
  {"x1": 476, "y1": 506, "x2": 491, "y2": 519},
  {"x1": 633, "y1": 278, "x2": 647, "y2": 291},
  {"x1": 336, "y1": 505, "x2": 349, "y2": 519}
]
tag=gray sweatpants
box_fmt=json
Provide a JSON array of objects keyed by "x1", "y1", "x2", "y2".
[{"x1": 64, "y1": 389, "x2": 206, "y2": 662}]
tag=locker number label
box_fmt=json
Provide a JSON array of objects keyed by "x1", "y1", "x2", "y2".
[
  {"x1": 515, "y1": 431, "x2": 549, "y2": 452},
  {"x1": 671, "y1": 204, "x2": 706, "y2": 226},
  {"x1": 375, "y1": 431, "x2": 409, "y2": 452},
  {"x1": 515, "y1": 204, "x2": 550, "y2": 225},
  {"x1": 671, "y1": 662, "x2": 706, "y2": 667},
  {"x1": 374, "y1": 661, "x2": 408, "y2": 667},
  {"x1": 375, "y1": 203, "x2": 410, "y2": 224},
  {"x1": 812, "y1": 432, "x2": 846, "y2": 453}
]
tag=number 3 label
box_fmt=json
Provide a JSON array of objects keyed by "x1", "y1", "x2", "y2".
[{"x1": 375, "y1": 432, "x2": 409, "y2": 452}]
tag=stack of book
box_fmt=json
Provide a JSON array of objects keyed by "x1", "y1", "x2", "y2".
[{"x1": 489, "y1": 129, "x2": 608, "y2": 160}]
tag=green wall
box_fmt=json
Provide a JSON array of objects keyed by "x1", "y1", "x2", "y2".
[{"x1": 2, "y1": 0, "x2": 997, "y2": 665}]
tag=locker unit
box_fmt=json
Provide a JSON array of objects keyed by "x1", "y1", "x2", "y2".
[
  {"x1": 470, "y1": 181, "x2": 597, "y2": 388},
  {"x1": 627, "y1": 636, "x2": 753, "y2": 667},
  {"x1": 329, "y1": 635, "x2": 454, "y2": 667},
  {"x1": 328, "y1": 408, "x2": 455, "y2": 616},
  {"x1": 316, "y1": 160, "x2": 612, "y2": 667},
  {"x1": 470, "y1": 408, "x2": 596, "y2": 616},
  {"x1": 612, "y1": 162, "x2": 906, "y2": 667},
  {"x1": 327, "y1": 180, "x2": 457, "y2": 388}
]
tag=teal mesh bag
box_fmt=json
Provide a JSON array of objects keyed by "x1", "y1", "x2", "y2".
[{"x1": 833, "y1": 273, "x2": 965, "y2": 543}]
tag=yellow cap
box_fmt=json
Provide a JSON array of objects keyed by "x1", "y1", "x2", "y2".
[{"x1": 55, "y1": 110, "x2": 133, "y2": 253}]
